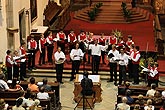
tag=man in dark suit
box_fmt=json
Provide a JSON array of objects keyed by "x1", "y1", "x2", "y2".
[{"x1": 81, "y1": 71, "x2": 94, "y2": 96}]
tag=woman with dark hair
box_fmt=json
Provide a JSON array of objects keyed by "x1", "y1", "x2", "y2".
[{"x1": 12, "y1": 98, "x2": 24, "y2": 110}]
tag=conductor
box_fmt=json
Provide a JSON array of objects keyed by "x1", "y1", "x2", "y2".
[{"x1": 81, "y1": 71, "x2": 94, "y2": 96}]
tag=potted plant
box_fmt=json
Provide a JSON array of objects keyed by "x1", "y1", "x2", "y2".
[{"x1": 88, "y1": 10, "x2": 96, "y2": 21}]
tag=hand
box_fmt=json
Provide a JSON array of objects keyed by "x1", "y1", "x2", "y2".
[{"x1": 40, "y1": 51, "x2": 42, "y2": 53}]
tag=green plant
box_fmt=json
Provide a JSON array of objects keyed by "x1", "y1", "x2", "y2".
[
  {"x1": 95, "y1": 2, "x2": 103, "y2": 8},
  {"x1": 121, "y1": 2, "x2": 132, "y2": 22},
  {"x1": 88, "y1": 10, "x2": 96, "y2": 21},
  {"x1": 111, "y1": 29, "x2": 122, "y2": 38}
]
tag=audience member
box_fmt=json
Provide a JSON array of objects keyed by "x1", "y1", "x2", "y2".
[
  {"x1": 40, "y1": 79, "x2": 51, "y2": 92},
  {"x1": 152, "y1": 91, "x2": 162, "y2": 105},
  {"x1": 0, "y1": 99, "x2": 8, "y2": 110},
  {"x1": 119, "y1": 82, "x2": 131, "y2": 95},
  {"x1": 29, "y1": 99, "x2": 42, "y2": 110},
  {"x1": 25, "y1": 92, "x2": 37, "y2": 107},
  {"x1": 125, "y1": 89, "x2": 134, "y2": 104},
  {"x1": 18, "y1": 90, "x2": 27, "y2": 106},
  {"x1": 24, "y1": 88, "x2": 31, "y2": 99},
  {"x1": 117, "y1": 97, "x2": 130, "y2": 110},
  {"x1": 146, "y1": 84, "x2": 157, "y2": 97},
  {"x1": 0, "y1": 74, "x2": 20, "y2": 92},
  {"x1": 133, "y1": 104, "x2": 140, "y2": 110},
  {"x1": 144, "y1": 99, "x2": 154, "y2": 110},
  {"x1": 135, "y1": 94, "x2": 146, "y2": 105},
  {"x1": 12, "y1": 98, "x2": 25, "y2": 110},
  {"x1": 37, "y1": 86, "x2": 49, "y2": 100},
  {"x1": 11, "y1": 78, "x2": 23, "y2": 90},
  {"x1": 28, "y1": 77, "x2": 39, "y2": 92}
]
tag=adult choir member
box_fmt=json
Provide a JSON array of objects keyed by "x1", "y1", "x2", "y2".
[
  {"x1": 27, "y1": 35, "x2": 37, "y2": 70},
  {"x1": 39, "y1": 34, "x2": 46, "y2": 66},
  {"x1": 56, "y1": 30, "x2": 66, "y2": 53},
  {"x1": 68, "y1": 30, "x2": 77, "y2": 52},
  {"x1": 118, "y1": 48, "x2": 129, "y2": 85},
  {"x1": 89, "y1": 39, "x2": 107, "y2": 74},
  {"x1": 131, "y1": 46, "x2": 141, "y2": 85},
  {"x1": 54, "y1": 47, "x2": 66, "y2": 84},
  {"x1": 46, "y1": 31, "x2": 54, "y2": 64},
  {"x1": 5, "y1": 50, "x2": 14, "y2": 80},
  {"x1": 98, "y1": 33, "x2": 106, "y2": 64},
  {"x1": 107, "y1": 44, "x2": 119, "y2": 86},
  {"x1": 70, "y1": 43, "x2": 84, "y2": 81},
  {"x1": 19, "y1": 42, "x2": 27, "y2": 81}
]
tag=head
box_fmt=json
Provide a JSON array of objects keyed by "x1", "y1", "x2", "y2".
[
  {"x1": 12, "y1": 78, "x2": 17, "y2": 89},
  {"x1": 154, "y1": 91, "x2": 161, "y2": 97},
  {"x1": 70, "y1": 30, "x2": 74, "y2": 34},
  {"x1": 112, "y1": 44, "x2": 116, "y2": 51},
  {"x1": 19, "y1": 90, "x2": 25, "y2": 97},
  {"x1": 120, "y1": 48, "x2": 125, "y2": 54},
  {"x1": 138, "y1": 94, "x2": 144, "y2": 100},
  {"x1": 154, "y1": 62, "x2": 158, "y2": 67},
  {"x1": 75, "y1": 43, "x2": 79, "y2": 49},
  {"x1": 134, "y1": 46, "x2": 139, "y2": 52},
  {"x1": 30, "y1": 92, "x2": 36, "y2": 100},
  {"x1": 48, "y1": 31, "x2": 52, "y2": 36},
  {"x1": 39, "y1": 86, "x2": 45, "y2": 93},
  {"x1": 133, "y1": 104, "x2": 140, "y2": 110},
  {"x1": 128, "y1": 35, "x2": 132, "y2": 41},
  {"x1": 125, "y1": 82, "x2": 130, "y2": 88},
  {"x1": 94, "y1": 39, "x2": 98, "y2": 45},
  {"x1": 34, "y1": 99, "x2": 40, "y2": 106},
  {"x1": 43, "y1": 78, "x2": 48, "y2": 85},
  {"x1": 16, "y1": 98, "x2": 23, "y2": 107},
  {"x1": 41, "y1": 34, "x2": 44, "y2": 38},
  {"x1": 122, "y1": 97, "x2": 128, "y2": 103},
  {"x1": 13, "y1": 50, "x2": 19, "y2": 56},
  {"x1": 30, "y1": 77, "x2": 35, "y2": 84},
  {"x1": 59, "y1": 29, "x2": 63, "y2": 33},
  {"x1": 101, "y1": 33, "x2": 104, "y2": 38},
  {"x1": 151, "y1": 83, "x2": 156, "y2": 90},
  {"x1": 130, "y1": 44, "x2": 134, "y2": 49},
  {"x1": 31, "y1": 35, "x2": 34, "y2": 40},
  {"x1": 57, "y1": 47, "x2": 61, "y2": 52},
  {"x1": 6, "y1": 50, "x2": 12, "y2": 55},
  {"x1": 125, "y1": 89, "x2": 132, "y2": 96},
  {"x1": 0, "y1": 74, "x2": 5, "y2": 80},
  {"x1": 80, "y1": 30, "x2": 84, "y2": 34},
  {"x1": 146, "y1": 99, "x2": 152, "y2": 105},
  {"x1": 21, "y1": 42, "x2": 26, "y2": 47},
  {"x1": 83, "y1": 71, "x2": 89, "y2": 78},
  {"x1": 0, "y1": 99, "x2": 5, "y2": 109}
]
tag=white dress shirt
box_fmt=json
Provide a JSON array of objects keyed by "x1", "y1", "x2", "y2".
[
  {"x1": 131, "y1": 51, "x2": 141, "y2": 62},
  {"x1": 70, "y1": 48, "x2": 84, "y2": 61},
  {"x1": 118, "y1": 53, "x2": 129, "y2": 66},
  {"x1": 54, "y1": 51, "x2": 66, "y2": 64},
  {"x1": 89, "y1": 44, "x2": 107, "y2": 56},
  {"x1": 37, "y1": 92, "x2": 49, "y2": 99},
  {"x1": 108, "y1": 49, "x2": 119, "y2": 63}
]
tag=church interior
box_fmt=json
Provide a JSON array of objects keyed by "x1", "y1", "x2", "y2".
[{"x1": 0, "y1": 0, "x2": 165, "y2": 110}]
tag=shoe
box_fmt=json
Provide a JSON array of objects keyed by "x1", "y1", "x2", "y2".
[
  {"x1": 60, "y1": 82, "x2": 64, "y2": 84},
  {"x1": 32, "y1": 67, "x2": 36, "y2": 70}
]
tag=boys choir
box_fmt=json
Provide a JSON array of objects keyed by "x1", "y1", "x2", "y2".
[{"x1": 4, "y1": 29, "x2": 159, "y2": 87}]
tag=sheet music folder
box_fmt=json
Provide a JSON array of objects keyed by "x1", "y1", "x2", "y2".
[{"x1": 75, "y1": 74, "x2": 100, "y2": 83}]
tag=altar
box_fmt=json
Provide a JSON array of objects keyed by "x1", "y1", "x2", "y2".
[{"x1": 73, "y1": 74, "x2": 102, "y2": 103}]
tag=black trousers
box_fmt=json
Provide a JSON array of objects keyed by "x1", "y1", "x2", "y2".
[
  {"x1": 71, "y1": 60, "x2": 81, "y2": 79},
  {"x1": 39, "y1": 48, "x2": 45, "y2": 65},
  {"x1": 20, "y1": 62, "x2": 26, "y2": 80},
  {"x1": 88, "y1": 50, "x2": 91, "y2": 64},
  {"x1": 133, "y1": 64, "x2": 139, "y2": 84},
  {"x1": 92, "y1": 55, "x2": 100, "y2": 74},
  {"x1": 119, "y1": 65, "x2": 127, "y2": 85},
  {"x1": 128, "y1": 59, "x2": 133, "y2": 78},
  {"x1": 148, "y1": 79, "x2": 158, "y2": 87},
  {"x1": 110, "y1": 63, "x2": 117, "y2": 82},
  {"x1": 7, "y1": 67, "x2": 12, "y2": 80},
  {"x1": 13, "y1": 64, "x2": 19, "y2": 78},
  {"x1": 28, "y1": 49, "x2": 36, "y2": 69},
  {"x1": 56, "y1": 63, "x2": 63, "y2": 82},
  {"x1": 101, "y1": 51, "x2": 105, "y2": 63},
  {"x1": 47, "y1": 45, "x2": 54, "y2": 63}
]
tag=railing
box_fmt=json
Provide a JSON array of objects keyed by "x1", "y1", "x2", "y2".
[
  {"x1": 50, "y1": 4, "x2": 70, "y2": 32},
  {"x1": 154, "y1": 14, "x2": 164, "y2": 55}
]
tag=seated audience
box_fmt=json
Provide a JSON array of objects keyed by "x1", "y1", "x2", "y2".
[
  {"x1": 117, "y1": 97, "x2": 130, "y2": 110},
  {"x1": 11, "y1": 78, "x2": 23, "y2": 90},
  {"x1": 135, "y1": 94, "x2": 146, "y2": 105},
  {"x1": 40, "y1": 79, "x2": 51, "y2": 92},
  {"x1": 28, "y1": 77, "x2": 39, "y2": 92},
  {"x1": 160, "y1": 101, "x2": 165, "y2": 110},
  {"x1": 146, "y1": 84, "x2": 157, "y2": 97},
  {"x1": 12, "y1": 98, "x2": 25, "y2": 110},
  {"x1": 37, "y1": 86, "x2": 49, "y2": 100},
  {"x1": 152, "y1": 91, "x2": 163, "y2": 105},
  {"x1": 29, "y1": 99, "x2": 42, "y2": 110},
  {"x1": 144, "y1": 99, "x2": 154, "y2": 110},
  {"x1": 119, "y1": 82, "x2": 131, "y2": 95},
  {"x1": 0, "y1": 74, "x2": 20, "y2": 92},
  {"x1": 125, "y1": 89, "x2": 134, "y2": 104},
  {"x1": 0, "y1": 99, "x2": 8, "y2": 110},
  {"x1": 25, "y1": 92, "x2": 37, "y2": 107}
]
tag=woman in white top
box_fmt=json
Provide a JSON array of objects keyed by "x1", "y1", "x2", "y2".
[
  {"x1": 70, "y1": 43, "x2": 84, "y2": 81},
  {"x1": 144, "y1": 99, "x2": 154, "y2": 110},
  {"x1": 37, "y1": 86, "x2": 49, "y2": 99}
]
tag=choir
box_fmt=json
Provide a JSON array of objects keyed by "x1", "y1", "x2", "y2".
[{"x1": 4, "y1": 30, "x2": 159, "y2": 87}]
